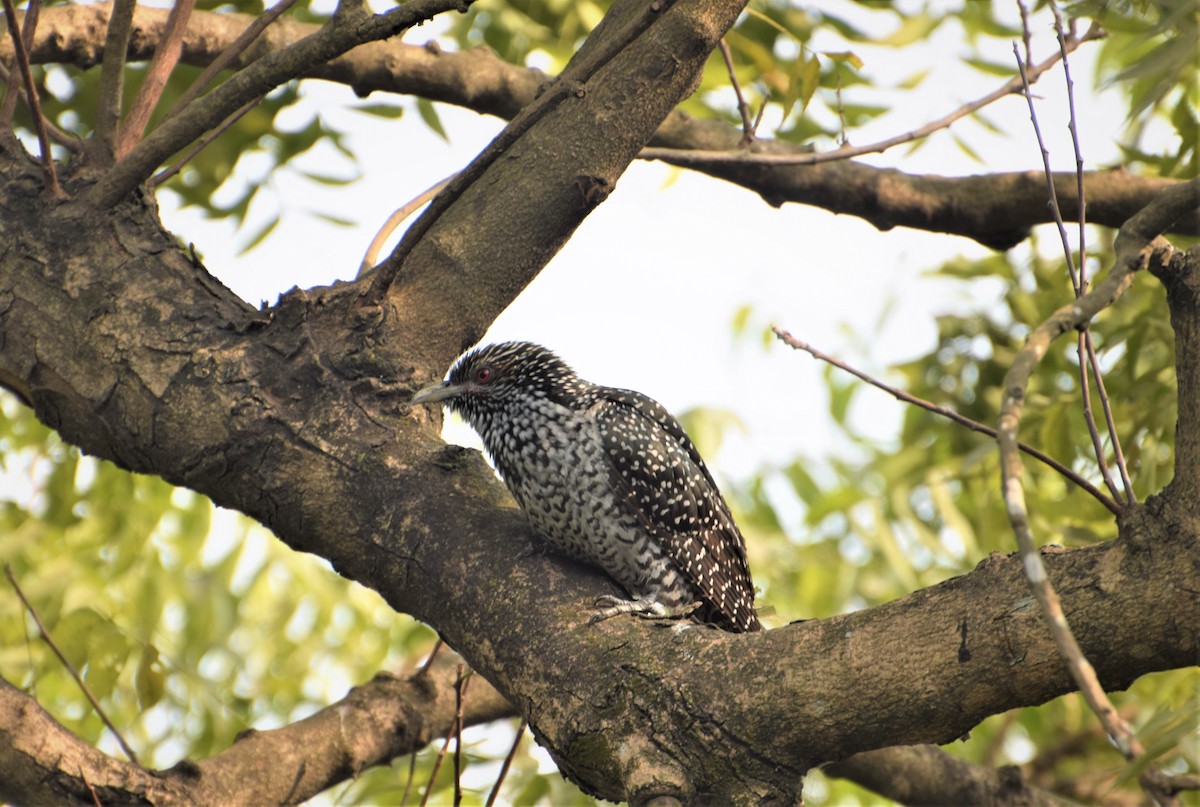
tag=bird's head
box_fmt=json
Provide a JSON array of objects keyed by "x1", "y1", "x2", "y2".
[{"x1": 411, "y1": 342, "x2": 585, "y2": 421}]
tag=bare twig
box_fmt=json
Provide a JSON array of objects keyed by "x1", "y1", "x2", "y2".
[
  {"x1": 92, "y1": 0, "x2": 137, "y2": 162},
  {"x1": 452, "y1": 665, "x2": 467, "y2": 806},
  {"x1": 1014, "y1": 20, "x2": 1135, "y2": 507},
  {"x1": 996, "y1": 260, "x2": 1143, "y2": 761},
  {"x1": 358, "y1": 174, "x2": 455, "y2": 277},
  {"x1": 164, "y1": 0, "x2": 300, "y2": 124},
  {"x1": 1013, "y1": 40, "x2": 1122, "y2": 503},
  {"x1": 420, "y1": 663, "x2": 472, "y2": 807},
  {"x1": 717, "y1": 38, "x2": 755, "y2": 145},
  {"x1": 1, "y1": 0, "x2": 59, "y2": 194},
  {"x1": 0, "y1": 0, "x2": 36, "y2": 123},
  {"x1": 148, "y1": 97, "x2": 259, "y2": 188},
  {"x1": 485, "y1": 718, "x2": 527, "y2": 807},
  {"x1": 399, "y1": 748, "x2": 418, "y2": 807},
  {"x1": 1016, "y1": 0, "x2": 1035, "y2": 79},
  {"x1": 834, "y1": 71, "x2": 847, "y2": 146},
  {"x1": 115, "y1": 0, "x2": 196, "y2": 159},
  {"x1": 1051, "y1": 1, "x2": 1137, "y2": 503},
  {"x1": 639, "y1": 23, "x2": 1103, "y2": 168},
  {"x1": 771, "y1": 327, "x2": 1121, "y2": 516},
  {"x1": 417, "y1": 637, "x2": 444, "y2": 676},
  {"x1": 4, "y1": 564, "x2": 140, "y2": 765}
]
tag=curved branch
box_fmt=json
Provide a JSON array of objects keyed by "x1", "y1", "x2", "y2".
[
  {"x1": 0, "y1": 662, "x2": 513, "y2": 805},
  {"x1": 14, "y1": 3, "x2": 1190, "y2": 246}
]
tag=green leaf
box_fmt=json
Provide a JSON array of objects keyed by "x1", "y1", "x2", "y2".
[
  {"x1": 350, "y1": 102, "x2": 406, "y2": 119},
  {"x1": 310, "y1": 211, "x2": 357, "y2": 228},
  {"x1": 820, "y1": 50, "x2": 864, "y2": 70},
  {"x1": 795, "y1": 54, "x2": 822, "y2": 118},
  {"x1": 878, "y1": 13, "x2": 941, "y2": 48},
  {"x1": 238, "y1": 214, "x2": 280, "y2": 255},
  {"x1": 135, "y1": 644, "x2": 165, "y2": 709},
  {"x1": 416, "y1": 98, "x2": 449, "y2": 142}
]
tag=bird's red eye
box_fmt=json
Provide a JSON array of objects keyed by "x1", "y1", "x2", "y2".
[{"x1": 475, "y1": 367, "x2": 493, "y2": 384}]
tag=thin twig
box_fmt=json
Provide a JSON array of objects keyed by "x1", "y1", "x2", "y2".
[
  {"x1": 81, "y1": 767, "x2": 102, "y2": 807},
  {"x1": 639, "y1": 23, "x2": 1103, "y2": 168},
  {"x1": 420, "y1": 663, "x2": 472, "y2": 807},
  {"x1": 834, "y1": 71, "x2": 847, "y2": 146},
  {"x1": 358, "y1": 174, "x2": 455, "y2": 277},
  {"x1": 1016, "y1": 0, "x2": 1035, "y2": 76},
  {"x1": 0, "y1": 0, "x2": 36, "y2": 123},
  {"x1": 452, "y1": 666, "x2": 469, "y2": 806},
  {"x1": 485, "y1": 718, "x2": 527, "y2": 807},
  {"x1": 4, "y1": 564, "x2": 140, "y2": 765},
  {"x1": 92, "y1": 0, "x2": 137, "y2": 162},
  {"x1": 148, "y1": 97, "x2": 259, "y2": 188},
  {"x1": 115, "y1": 0, "x2": 196, "y2": 159},
  {"x1": 717, "y1": 38, "x2": 755, "y2": 145},
  {"x1": 1013, "y1": 42, "x2": 1120, "y2": 497},
  {"x1": 1050, "y1": 1, "x2": 1137, "y2": 503},
  {"x1": 996, "y1": 262, "x2": 1144, "y2": 762},
  {"x1": 417, "y1": 638, "x2": 444, "y2": 676},
  {"x1": 1014, "y1": 33, "x2": 1132, "y2": 506},
  {"x1": 399, "y1": 747, "x2": 418, "y2": 807},
  {"x1": 771, "y1": 327, "x2": 1121, "y2": 516},
  {"x1": 1, "y1": 0, "x2": 59, "y2": 195},
  {"x1": 164, "y1": 0, "x2": 300, "y2": 124}
]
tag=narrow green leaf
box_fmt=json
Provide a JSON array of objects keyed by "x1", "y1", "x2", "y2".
[
  {"x1": 238, "y1": 214, "x2": 280, "y2": 255},
  {"x1": 416, "y1": 98, "x2": 449, "y2": 142},
  {"x1": 350, "y1": 102, "x2": 405, "y2": 119}
]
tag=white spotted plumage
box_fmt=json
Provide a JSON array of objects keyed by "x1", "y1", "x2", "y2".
[{"x1": 413, "y1": 341, "x2": 761, "y2": 632}]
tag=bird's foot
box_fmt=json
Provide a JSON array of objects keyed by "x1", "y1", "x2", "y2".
[{"x1": 589, "y1": 596, "x2": 701, "y2": 626}]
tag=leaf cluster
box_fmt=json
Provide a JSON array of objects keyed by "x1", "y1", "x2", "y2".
[{"x1": 705, "y1": 237, "x2": 1192, "y2": 804}]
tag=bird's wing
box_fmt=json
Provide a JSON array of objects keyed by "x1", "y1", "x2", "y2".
[{"x1": 595, "y1": 388, "x2": 759, "y2": 631}]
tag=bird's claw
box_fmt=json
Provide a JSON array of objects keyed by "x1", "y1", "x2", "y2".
[{"x1": 588, "y1": 596, "x2": 701, "y2": 626}]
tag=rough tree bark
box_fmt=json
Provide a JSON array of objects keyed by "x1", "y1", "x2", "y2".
[{"x1": 0, "y1": 0, "x2": 1197, "y2": 803}]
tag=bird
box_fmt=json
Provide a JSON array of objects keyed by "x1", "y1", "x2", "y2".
[{"x1": 411, "y1": 341, "x2": 761, "y2": 633}]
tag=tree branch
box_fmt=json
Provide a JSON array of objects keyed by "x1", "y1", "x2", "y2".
[
  {"x1": 112, "y1": 0, "x2": 194, "y2": 159},
  {"x1": 828, "y1": 745, "x2": 1074, "y2": 807},
  {"x1": 0, "y1": 660, "x2": 513, "y2": 805},
  {"x1": 13, "y1": 3, "x2": 1190, "y2": 246}
]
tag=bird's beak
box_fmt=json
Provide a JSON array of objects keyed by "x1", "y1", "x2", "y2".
[{"x1": 411, "y1": 380, "x2": 464, "y2": 406}]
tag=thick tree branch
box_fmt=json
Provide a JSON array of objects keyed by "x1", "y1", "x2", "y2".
[
  {"x1": 0, "y1": 138, "x2": 1196, "y2": 801},
  {"x1": 0, "y1": 661, "x2": 513, "y2": 805},
  {"x1": 10, "y1": 3, "x2": 1190, "y2": 246}
]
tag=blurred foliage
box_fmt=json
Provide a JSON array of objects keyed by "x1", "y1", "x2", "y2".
[{"x1": 1, "y1": 0, "x2": 1197, "y2": 804}]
